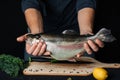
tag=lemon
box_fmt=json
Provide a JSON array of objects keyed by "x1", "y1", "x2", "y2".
[{"x1": 92, "y1": 67, "x2": 108, "y2": 80}]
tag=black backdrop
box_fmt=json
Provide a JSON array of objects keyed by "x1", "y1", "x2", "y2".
[
  {"x1": 0, "y1": 0, "x2": 120, "y2": 62},
  {"x1": 0, "y1": 0, "x2": 27, "y2": 58}
]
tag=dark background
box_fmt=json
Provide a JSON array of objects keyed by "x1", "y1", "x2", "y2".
[{"x1": 0, "y1": 0, "x2": 120, "y2": 62}]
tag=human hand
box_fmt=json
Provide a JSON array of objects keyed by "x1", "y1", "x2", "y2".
[
  {"x1": 84, "y1": 38, "x2": 104, "y2": 54},
  {"x1": 75, "y1": 31, "x2": 104, "y2": 59},
  {"x1": 72, "y1": 38, "x2": 104, "y2": 61},
  {"x1": 17, "y1": 34, "x2": 50, "y2": 56}
]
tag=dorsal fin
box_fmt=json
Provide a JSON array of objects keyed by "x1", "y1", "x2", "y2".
[{"x1": 62, "y1": 30, "x2": 78, "y2": 35}]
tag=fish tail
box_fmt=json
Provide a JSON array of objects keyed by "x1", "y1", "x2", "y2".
[{"x1": 88, "y1": 28, "x2": 116, "y2": 42}]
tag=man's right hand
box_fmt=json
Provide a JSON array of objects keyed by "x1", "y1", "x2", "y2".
[{"x1": 16, "y1": 34, "x2": 50, "y2": 56}]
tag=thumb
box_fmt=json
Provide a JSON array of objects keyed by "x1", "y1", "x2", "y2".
[{"x1": 16, "y1": 34, "x2": 27, "y2": 42}]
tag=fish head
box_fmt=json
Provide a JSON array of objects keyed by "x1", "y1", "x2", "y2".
[{"x1": 25, "y1": 33, "x2": 44, "y2": 45}]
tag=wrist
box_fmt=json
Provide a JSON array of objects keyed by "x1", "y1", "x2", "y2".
[
  {"x1": 80, "y1": 28, "x2": 93, "y2": 35},
  {"x1": 80, "y1": 31, "x2": 93, "y2": 35},
  {"x1": 30, "y1": 28, "x2": 43, "y2": 34}
]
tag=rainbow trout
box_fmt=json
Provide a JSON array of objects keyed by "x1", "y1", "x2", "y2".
[{"x1": 26, "y1": 28, "x2": 116, "y2": 60}]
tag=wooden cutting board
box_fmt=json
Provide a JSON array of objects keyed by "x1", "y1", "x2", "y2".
[{"x1": 23, "y1": 57, "x2": 120, "y2": 76}]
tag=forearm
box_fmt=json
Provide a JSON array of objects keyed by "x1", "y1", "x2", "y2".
[
  {"x1": 24, "y1": 8, "x2": 44, "y2": 34},
  {"x1": 77, "y1": 8, "x2": 95, "y2": 35}
]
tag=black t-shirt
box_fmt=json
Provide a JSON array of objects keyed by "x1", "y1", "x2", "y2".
[{"x1": 21, "y1": 0, "x2": 96, "y2": 33}]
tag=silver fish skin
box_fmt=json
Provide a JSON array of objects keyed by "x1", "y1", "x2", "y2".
[{"x1": 26, "y1": 28, "x2": 116, "y2": 60}]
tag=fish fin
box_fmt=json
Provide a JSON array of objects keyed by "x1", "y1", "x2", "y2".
[
  {"x1": 62, "y1": 29, "x2": 78, "y2": 35},
  {"x1": 88, "y1": 28, "x2": 116, "y2": 42}
]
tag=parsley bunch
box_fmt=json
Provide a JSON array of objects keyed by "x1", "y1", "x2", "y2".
[{"x1": 0, "y1": 54, "x2": 25, "y2": 77}]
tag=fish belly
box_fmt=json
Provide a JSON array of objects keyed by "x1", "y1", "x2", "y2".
[{"x1": 46, "y1": 42, "x2": 85, "y2": 60}]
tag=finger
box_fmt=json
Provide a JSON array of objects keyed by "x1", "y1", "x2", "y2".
[
  {"x1": 32, "y1": 42, "x2": 43, "y2": 56},
  {"x1": 95, "y1": 39, "x2": 104, "y2": 48},
  {"x1": 43, "y1": 51, "x2": 51, "y2": 56},
  {"x1": 87, "y1": 40, "x2": 99, "y2": 52},
  {"x1": 68, "y1": 58, "x2": 77, "y2": 62},
  {"x1": 76, "y1": 54, "x2": 81, "y2": 58},
  {"x1": 27, "y1": 43, "x2": 38, "y2": 55},
  {"x1": 84, "y1": 42, "x2": 92, "y2": 54},
  {"x1": 38, "y1": 43, "x2": 46, "y2": 56},
  {"x1": 16, "y1": 34, "x2": 27, "y2": 42}
]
